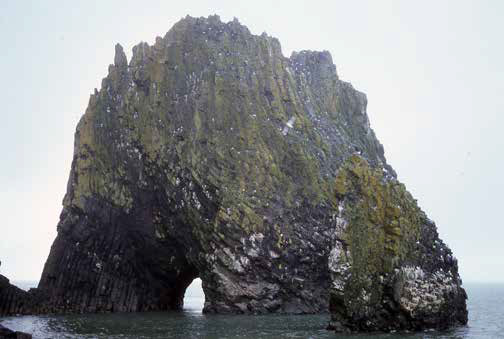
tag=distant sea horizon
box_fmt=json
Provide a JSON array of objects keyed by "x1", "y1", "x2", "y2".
[{"x1": 2, "y1": 280, "x2": 503, "y2": 338}]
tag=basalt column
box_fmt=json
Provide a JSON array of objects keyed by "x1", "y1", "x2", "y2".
[{"x1": 32, "y1": 15, "x2": 467, "y2": 331}]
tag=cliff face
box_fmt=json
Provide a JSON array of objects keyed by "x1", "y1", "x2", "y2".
[
  {"x1": 37, "y1": 15, "x2": 390, "y2": 315},
  {"x1": 5, "y1": 15, "x2": 466, "y2": 331},
  {"x1": 328, "y1": 156, "x2": 467, "y2": 331}
]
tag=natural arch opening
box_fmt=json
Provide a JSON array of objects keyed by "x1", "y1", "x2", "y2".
[{"x1": 182, "y1": 278, "x2": 205, "y2": 312}]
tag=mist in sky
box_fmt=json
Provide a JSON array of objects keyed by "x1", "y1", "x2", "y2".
[{"x1": 1, "y1": 0, "x2": 502, "y2": 282}]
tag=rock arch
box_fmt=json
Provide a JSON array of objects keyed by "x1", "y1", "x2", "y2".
[{"x1": 2, "y1": 15, "x2": 467, "y2": 333}]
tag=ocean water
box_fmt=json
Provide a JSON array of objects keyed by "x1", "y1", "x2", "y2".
[{"x1": 1, "y1": 281, "x2": 502, "y2": 338}]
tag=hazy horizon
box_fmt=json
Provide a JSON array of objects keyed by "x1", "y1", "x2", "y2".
[{"x1": 1, "y1": 1, "x2": 503, "y2": 283}]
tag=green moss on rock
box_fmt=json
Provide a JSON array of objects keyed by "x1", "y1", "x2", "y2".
[
  {"x1": 28, "y1": 16, "x2": 467, "y2": 330},
  {"x1": 329, "y1": 155, "x2": 467, "y2": 332}
]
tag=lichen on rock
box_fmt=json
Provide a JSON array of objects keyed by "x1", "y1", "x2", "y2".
[
  {"x1": 328, "y1": 155, "x2": 467, "y2": 332},
  {"x1": 36, "y1": 15, "x2": 390, "y2": 316},
  {"x1": 0, "y1": 15, "x2": 467, "y2": 333}
]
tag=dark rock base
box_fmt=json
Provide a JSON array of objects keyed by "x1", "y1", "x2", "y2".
[{"x1": 0, "y1": 324, "x2": 32, "y2": 339}]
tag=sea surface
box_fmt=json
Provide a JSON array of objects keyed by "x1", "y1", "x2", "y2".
[{"x1": 1, "y1": 281, "x2": 502, "y2": 338}]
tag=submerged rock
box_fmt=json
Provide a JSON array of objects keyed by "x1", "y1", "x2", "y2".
[
  {"x1": 1, "y1": 15, "x2": 467, "y2": 332},
  {"x1": 0, "y1": 324, "x2": 32, "y2": 339}
]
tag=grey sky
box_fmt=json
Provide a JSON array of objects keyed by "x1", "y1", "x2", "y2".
[{"x1": 1, "y1": 0, "x2": 502, "y2": 282}]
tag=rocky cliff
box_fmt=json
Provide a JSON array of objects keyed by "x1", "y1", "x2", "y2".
[
  {"x1": 0, "y1": 275, "x2": 42, "y2": 317},
  {"x1": 328, "y1": 156, "x2": 467, "y2": 331},
  {"x1": 3, "y1": 15, "x2": 467, "y2": 332}
]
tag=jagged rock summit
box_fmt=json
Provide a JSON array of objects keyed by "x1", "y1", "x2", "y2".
[{"x1": 2, "y1": 15, "x2": 467, "y2": 332}]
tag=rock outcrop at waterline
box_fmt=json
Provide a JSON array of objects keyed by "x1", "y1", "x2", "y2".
[
  {"x1": 1, "y1": 15, "x2": 467, "y2": 332},
  {"x1": 0, "y1": 275, "x2": 35, "y2": 338},
  {"x1": 0, "y1": 275, "x2": 41, "y2": 317},
  {"x1": 0, "y1": 323, "x2": 32, "y2": 339},
  {"x1": 327, "y1": 156, "x2": 467, "y2": 332}
]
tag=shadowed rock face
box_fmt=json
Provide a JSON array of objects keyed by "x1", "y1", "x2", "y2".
[
  {"x1": 37, "y1": 15, "x2": 390, "y2": 315},
  {"x1": 0, "y1": 275, "x2": 41, "y2": 316},
  {"x1": 3, "y1": 15, "x2": 466, "y2": 332}
]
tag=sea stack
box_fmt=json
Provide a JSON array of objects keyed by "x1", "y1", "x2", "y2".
[
  {"x1": 3, "y1": 15, "x2": 467, "y2": 332},
  {"x1": 327, "y1": 156, "x2": 467, "y2": 331}
]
